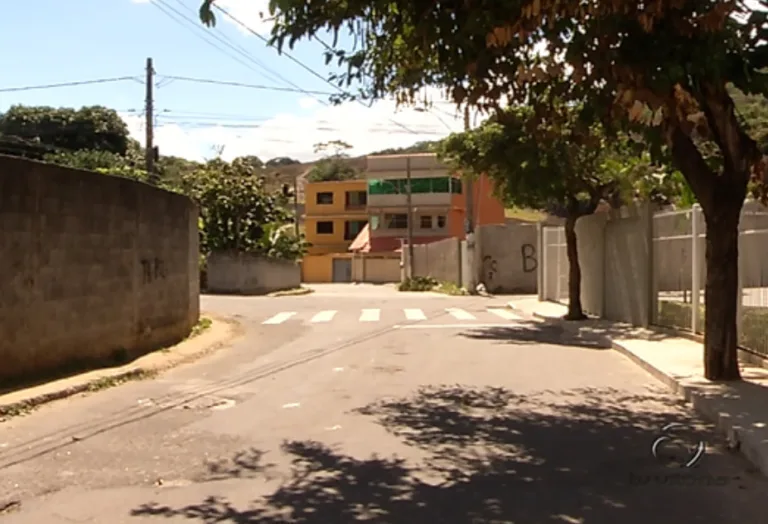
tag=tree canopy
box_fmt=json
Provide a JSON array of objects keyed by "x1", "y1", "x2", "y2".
[
  {"x1": 306, "y1": 139, "x2": 359, "y2": 181},
  {"x1": 439, "y1": 101, "x2": 638, "y2": 318},
  {"x1": 0, "y1": 105, "x2": 130, "y2": 156},
  {"x1": 182, "y1": 157, "x2": 307, "y2": 259},
  {"x1": 266, "y1": 156, "x2": 300, "y2": 167}
]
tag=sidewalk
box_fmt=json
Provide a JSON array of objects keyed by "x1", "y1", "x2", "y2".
[
  {"x1": 508, "y1": 297, "x2": 768, "y2": 477},
  {"x1": 0, "y1": 314, "x2": 239, "y2": 420}
]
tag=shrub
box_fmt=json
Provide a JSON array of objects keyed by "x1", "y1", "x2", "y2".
[{"x1": 398, "y1": 276, "x2": 438, "y2": 292}]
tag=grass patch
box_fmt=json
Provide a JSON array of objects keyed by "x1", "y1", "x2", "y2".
[
  {"x1": 657, "y1": 300, "x2": 768, "y2": 356},
  {"x1": 504, "y1": 207, "x2": 547, "y2": 222},
  {"x1": 435, "y1": 281, "x2": 469, "y2": 296},
  {"x1": 190, "y1": 316, "x2": 213, "y2": 337}
]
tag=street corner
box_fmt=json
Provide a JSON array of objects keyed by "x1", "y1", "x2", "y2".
[
  {"x1": 131, "y1": 312, "x2": 243, "y2": 373},
  {"x1": 0, "y1": 314, "x2": 241, "y2": 423}
]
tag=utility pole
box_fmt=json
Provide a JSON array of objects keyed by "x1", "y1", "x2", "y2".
[
  {"x1": 406, "y1": 156, "x2": 415, "y2": 279},
  {"x1": 145, "y1": 57, "x2": 156, "y2": 182},
  {"x1": 293, "y1": 174, "x2": 300, "y2": 236},
  {"x1": 464, "y1": 105, "x2": 474, "y2": 234}
]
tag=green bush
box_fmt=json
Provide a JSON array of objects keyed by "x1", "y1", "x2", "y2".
[
  {"x1": 398, "y1": 276, "x2": 439, "y2": 292},
  {"x1": 656, "y1": 300, "x2": 768, "y2": 357}
]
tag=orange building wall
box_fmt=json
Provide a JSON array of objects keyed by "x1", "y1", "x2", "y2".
[
  {"x1": 473, "y1": 173, "x2": 506, "y2": 226},
  {"x1": 448, "y1": 173, "x2": 506, "y2": 239}
]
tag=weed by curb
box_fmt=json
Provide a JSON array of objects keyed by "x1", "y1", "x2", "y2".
[
  {"x1": 0, "y1": 316, "x2": 218, "y2": 422},
  {"x1": 0, "y1": 368, "x2": 158, "y2": 421},
  {"x1": 268, "y1": 287, "x2": 314, "y2": 297}
]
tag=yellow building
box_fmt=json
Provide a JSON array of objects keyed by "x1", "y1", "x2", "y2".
[{"x1": 302, "y1": 180, "x2": 369, "y2": 282}]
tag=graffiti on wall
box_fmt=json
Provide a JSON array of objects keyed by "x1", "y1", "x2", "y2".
[
  {"x1": 482, "y1": 255, "x2": 503, "y2": 292},
  {"x1": 521, "y1": 244, "x2": 538, "y2": 273},
  {"x1": 141, "y1": 257, "x2": 166, "y2": 283}
]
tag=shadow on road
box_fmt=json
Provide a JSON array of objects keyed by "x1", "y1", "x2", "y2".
[
  {"x1": 130, "y1": 385, "x2": 758, "y2": 523},
  {"x1": 459, "y1": 318, "x2": 673, "y2": 351},
  {"x1": 459, "y1": 321, "x2": 611, "y2": 349}
]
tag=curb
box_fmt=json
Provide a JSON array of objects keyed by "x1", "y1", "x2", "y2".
[
  {"x1": 507, "y1": 300, "x2": 768, "y2": 477},
  {"x1": 0, "y1": 315, "x2": 240, "y2": 420},
  {"x1": 610, "y1": 339, "x2": 768, "y2": 477}
]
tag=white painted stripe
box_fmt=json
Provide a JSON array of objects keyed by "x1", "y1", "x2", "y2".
[
  {"x1": 487, "y1": 308, "x2": 522, "y2": 320},
  {"x1": 446, "y1": 308, "x2": 476, "y2": 320},
  {"x1": 404, "y1": 308, "x2": 427, "y2": 321},
  {"x1": 397, "y1": 323, "x2": 514, "y2": 329},
  {"x1": 360, "y1": 309, "x2": 380, "y2": 322},
  {"x1": 311, "y1": 310, "x2": 337, "y2": 323},
  {"x1": 263, "y1": 312, "x2": 296, "y2": 325}
]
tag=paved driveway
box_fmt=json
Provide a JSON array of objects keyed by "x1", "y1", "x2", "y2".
[{"x1": 0, "y1": 286, "x2": 766, "y2": 523}]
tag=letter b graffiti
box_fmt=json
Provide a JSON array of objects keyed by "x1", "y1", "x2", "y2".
[{"x1": 521, "y1": 244, "x2": 537, "y2": 273}]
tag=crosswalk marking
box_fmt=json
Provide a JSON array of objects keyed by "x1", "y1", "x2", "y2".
[
  {"x1": 262, "y1": 311, "x2": 296, "y2": 325},
  {"x1": 261, "y1": 307, "x2": 522, "y2": 325},
  {"x1": 360, "y1": 309, "x2": 380, "y2": 322},
  {"x1": 446, "y1": 308, "x2": 476, "y2": 320},
  {"x1": 311, "y1": 310, "x2": 337, "y2": 323},
  {"x1": 404, "y1": 308, "x2": 427, "y2": 321},
  {"x1": 487, "y1": 308, "x2": 522, "y2": 320}
]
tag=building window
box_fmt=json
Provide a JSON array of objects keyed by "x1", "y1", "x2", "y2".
[
  {"x1": 344, "y1": 220, "x2": 368, "y2": 240},
  {"x1": 368, "y1": 177, "x2": 455, "y2": 194},
  {"x1": 316, "y1": 192, "x2": 334, "y2": 204},
  {"x1": 316, "y1": 221, "x2": 334, "y2": 234},
  {"x1": 345, "y1": 190, "x2": 367, "y2": 208},
  {"x1": 436, "y1": 215, "x2": 446, "y2": 229},
  {"x1": 419, "y1": 215, "x2": 433, "y2": 229},
  {"x1": 384, "y1": 213, "x2": 408, "y2": 229}
]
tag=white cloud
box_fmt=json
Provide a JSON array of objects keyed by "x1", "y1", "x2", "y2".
[
  {"x1": 123, "y1": 89, "x2": 471, "y2": 162},
  {"x1": 297, "y1": 96, "x2": 319, "y2": 110}
]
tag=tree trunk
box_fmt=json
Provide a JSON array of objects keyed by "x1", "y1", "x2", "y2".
[
  {"x1": 702, "y1": 201, "x2": 742, "y2": 381},
  {"x1": 563, "y1": 215, "x2": 587, "y2": 321},
  {"x1": 666, "y1": 83, "x2": 756, "y2": 381}
]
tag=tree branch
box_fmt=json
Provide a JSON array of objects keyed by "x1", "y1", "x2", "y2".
[
  {"x1": 698, "y1": 82, "x2": 760, "y2": 183},
  {"x1": 666, "y1": 122, "x2": 717, "y2": 211}
]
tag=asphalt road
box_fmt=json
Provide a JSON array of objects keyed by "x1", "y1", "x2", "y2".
[{"x1": 1, "y1": 284, "x2": 766, "y2": 523}]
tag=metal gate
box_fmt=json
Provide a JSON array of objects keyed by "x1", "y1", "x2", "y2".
[
  {"x1": 332, "y1": 258, "x2": 352, "y2": 282},
  {"x1": 542, "y1": 226, "x2": 568, "y2": 303}
]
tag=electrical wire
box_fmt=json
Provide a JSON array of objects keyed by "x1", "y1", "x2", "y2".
[
  {"x1": 0, "y1": 77, "x2": 138, "y2": 93},
  {"x1": 149, "y1": 0, "x2": 288, "y2": 88},
  {"x1": 158, "y1": 75, "x2": 335, "y2": 95},
  {"x1": 210, "y1": 4, "x2": 430, "y2": 135},
  {"x1": 157, "y1": 119, "x2": 448, "y2": 135},
  {"x1": 155, "y1": 0, "x2": 329, "y2": 99}
]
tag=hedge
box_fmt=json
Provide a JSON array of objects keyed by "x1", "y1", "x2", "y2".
[{"x1": 656, "y1": 300, "x2": 768, "y2": 357}]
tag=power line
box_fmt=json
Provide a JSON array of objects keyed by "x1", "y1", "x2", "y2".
[
  {"x1": 211, "y1": 5, "x2": 425, "y2": 135},
  {"x1": 0, "y1": 77, "x2": 139, "y2": 93},
  {"x1": 149, "y1": 0, "x2": 285, "y2": 87},
  {"x1": 151, "y1": 0, "x2": 317, "y2": 96},
  {"x1": 158, "y1": 75, "x2": 335, "y2": 95},
  {"x1": 157, "y1": 120, "x2": 448, "y2": 134}
]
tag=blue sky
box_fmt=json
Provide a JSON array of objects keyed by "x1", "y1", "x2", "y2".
[{"x1": 0, "y1": 0, "x2": 466, "y2": 162}]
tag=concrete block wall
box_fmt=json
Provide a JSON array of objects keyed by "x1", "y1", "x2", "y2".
[
  {"x1": 0, "y1": 155, "x2": 199, "y2": 384},
  {"x1": 207, "y1": 251, "x2": 300, "y2": 294},
  {"x1": 405, "y1": 237, "x2": 462, "y2": 284},
  {"x1": 476, "y1": 223, "x2": 538, "y2": 293}
]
